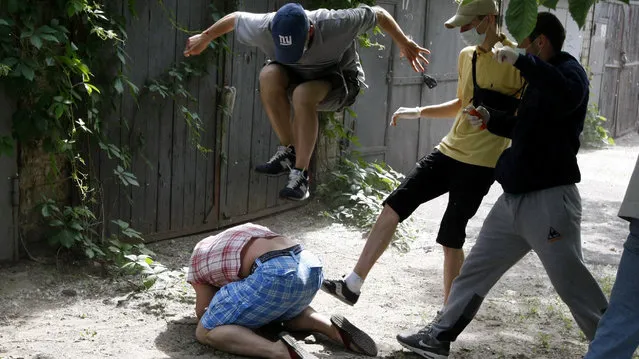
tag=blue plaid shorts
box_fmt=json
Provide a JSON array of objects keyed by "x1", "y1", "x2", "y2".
[{"x1": 200, "y1": 249, "x2": 323, "y2": 330}]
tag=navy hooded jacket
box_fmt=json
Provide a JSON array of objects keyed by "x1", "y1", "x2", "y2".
[{"x1": 486, "y1": 51, "x2": 589, "y2": 194}]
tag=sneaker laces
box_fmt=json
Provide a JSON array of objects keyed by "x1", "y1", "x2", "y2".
[
  {"x1": 267, "y1": 146, "x2": 291, "y2": 164},
  {"x1": 417, "y1": 325, "x2": 434, "y2": 336},
  {"x1": 287, "y1": 170, "x2": 306, "y2": 189}
]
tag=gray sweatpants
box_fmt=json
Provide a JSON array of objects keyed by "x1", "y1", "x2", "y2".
[{"x1": 432, "y1": 184, "x2": 608, "y2": 342}]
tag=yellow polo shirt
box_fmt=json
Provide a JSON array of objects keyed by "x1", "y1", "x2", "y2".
[{"x1": 437, "y1": 38, "x2": 525, "y2": 168}]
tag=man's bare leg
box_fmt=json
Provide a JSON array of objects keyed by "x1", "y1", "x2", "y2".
[
  {"x1": 284, "y1": 307, "x2": 341, "y2": 343},
  {"x1": 321, "y1": 205, "x2": 400, "y2": 305},
  {"x1": 259, "y1": 64, "x2": 293, "y2": 146},
  {"x1": 195, "y1": 322, "x2": 290, "y2": 359},
  {"x1": 290, "y1": 80, "x2": 331, "y2": 170},
  {"x1": 352, "y1": 205, "x2": 401, "y2": 281},
  {"x1": 284, "y1": 307, "x2": 378, "y2": 356},
  {"x1": 443, "y1": 246, "x2": 464, "y2": 305}
]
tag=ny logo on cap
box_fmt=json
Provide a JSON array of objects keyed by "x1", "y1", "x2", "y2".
[{"x1": 279, "y1": 35, "x2": 292, "y2": 46}]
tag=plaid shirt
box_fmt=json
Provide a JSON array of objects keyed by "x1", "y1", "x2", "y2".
[{"x1": 187, "y1": 223, "x2": 281, "y2": 287}]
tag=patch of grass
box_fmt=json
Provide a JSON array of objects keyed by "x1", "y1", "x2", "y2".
[
  {"x1": 79, "y1": 328, "x2": 97, "y2": 340},
  {"x1": 537, "y1": 332, "x2": 551, "y2": 349},
  {"x1": 598, "y1": 274, "x2": 616, "y2": 298}
]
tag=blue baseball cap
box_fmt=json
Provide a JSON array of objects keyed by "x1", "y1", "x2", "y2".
[{"x1": 271, "y1": 3, "x2": 309, "y2": 64}]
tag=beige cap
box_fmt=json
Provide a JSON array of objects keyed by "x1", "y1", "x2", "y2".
[{"x1": 445, "y1": 0, "x2": 499, "y2": 29}]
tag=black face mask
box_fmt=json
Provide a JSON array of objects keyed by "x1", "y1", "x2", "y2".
[{"x1": 471, "y1": 50, "x2": 526, "y2": 115}]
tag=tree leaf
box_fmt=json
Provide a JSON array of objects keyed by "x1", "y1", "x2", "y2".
[
  {"x1": 506, "y1": 0, "x2": 539, "y2": 42},
  {"x1": 30, "y1": 35, "x2": 43, "y2": 49},
  {"x1": 41, "y1": 205, "x2": 51, "y2": 218},
  {"x1": 56, "y1": 230, "x2": 76, "y2": 248},
  {"x1": 539, "y1": 0, "x2": 559, "y2": 9},
  {"x1": 2, "y1": 57, "x2": 18, "y2": 67},
  {"x1": 54, "y1": 105, "x2": 64, "y2": 119},
  {"x1": 41, "y1": 34, "x2": 60, "y2": 43},
  {"x1": 84, "y1": 83, "x2": 100, "y2": 95},
  {"x1": 568, "y1": 0, "x2": 595, "y2": 29},
  {"x1": 114, "y1": 77, "x2": 124, "y2": 94},
  {"x1": 85, "y1": 248, "x2": 95, "y2": 259},
  {"x1": 49, "y1": 219, "x2": 65, "y2": 227},
  {"x1": 0, "y1": 19, "x2": 10, "y2": 26},
  {"x1": 20, "y1": 64, "x2": 35, "y2": 81},
  {"x1": 70, "y1": 221, "x2": 84, "y2": 231},
  {"x1": 39, "y1": 25, "x2": 58, "y2": 34}
]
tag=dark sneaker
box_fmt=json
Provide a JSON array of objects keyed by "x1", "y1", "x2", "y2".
[
  {"x1": 255, "y1": 145, "x2": 295, "y2": 176},
  {"x1": 396, "y1": 327, "x2": 450, "y2": 359},
  {"x1": 321, "y1": 278, "x2": 359, "y2": 306},
  {"x1": 279, "y1": 331, "x2": 317, "y2": 359},
  {"x1": 330, "y1": 314, "x2": 378, "y2": 356},
  {"x1": 279, "y1": 169, "x2": 309, "y2": 201}
]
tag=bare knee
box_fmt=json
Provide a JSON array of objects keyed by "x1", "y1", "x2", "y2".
[
  {"x1": 443, "y1": 246, "x2": 463, "y2": 258},
  {"x1": 259, "y1": 64, "x2": 289, "y2": 91},
  {"x1": 291, "y1": 82, "x2": 330, "y2": 111},
  {"x1": 380, "y1": 204, "x2": 400, "y2": 224},
  {"x1": 195, "y1": 323, "x2": 217, "y2": 347}
]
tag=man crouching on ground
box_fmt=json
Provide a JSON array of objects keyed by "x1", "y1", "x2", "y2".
[{"x1": 187, "y1": 222, "x2": 377, "y2": 359}]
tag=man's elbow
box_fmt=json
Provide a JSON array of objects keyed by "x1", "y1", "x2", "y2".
[{"x1": 372, "y1": 6, "x2": 389, "y2": 23}]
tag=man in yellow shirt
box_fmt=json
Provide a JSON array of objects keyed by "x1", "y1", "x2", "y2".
[{"x1": 322, "y1": 0, "x2": 524, "y2": 311}]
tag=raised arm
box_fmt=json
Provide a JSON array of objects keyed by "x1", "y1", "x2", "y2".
[
  {"x1": 184, "y1": 12, "x2": 238, "y2": 57},
  {"x1": 373, "y1": 6, "x2": 430, "y2": 72}
]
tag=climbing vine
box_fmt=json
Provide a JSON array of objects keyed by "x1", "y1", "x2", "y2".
[{"x1": 0, "y1": 0, "x2": 226, "y2": 283}]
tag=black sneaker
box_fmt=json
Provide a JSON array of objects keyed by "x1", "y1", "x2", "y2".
[
  {"x1": 396, "y1": 327, "x2": 450, "y2": 359},
  {"x1": 278, "y1": 332, "x2": 317, "y2": 359},
  {"x1": 279, "y1": 169, "x2": 309, "y2": 201},
  {"x1": 255, "y1": 145, "x2": 295, "y2": 176},
  {"x1": 321, "y1": 278, "x2": 360, "y2": 306},
  {"x1": 330, "y1": 314, "x2": 378, "y2": 356}
]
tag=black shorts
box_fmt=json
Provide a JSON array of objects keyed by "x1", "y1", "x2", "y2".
[
  {"x1": 383, "y1": 149, "x2": 495, "y2": 249},
  {"x1": 266, "y1": 61, "x2": 361, "y2": 112}
]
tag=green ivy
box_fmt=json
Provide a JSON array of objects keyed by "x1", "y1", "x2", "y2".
[
  {"x1": 582, "y1": 103, "x2": 614, "y2": 147},
  {"x1": 0, "y1": 0, "x2": 225, "y2": 285},
  {"x1": 316, "y1": 157, "x2": 415, "y2": 251}
]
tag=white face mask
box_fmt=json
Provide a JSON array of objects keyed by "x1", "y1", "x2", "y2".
[{"x1": 460, "y1": 17, "x2": 487, "y2": 46}]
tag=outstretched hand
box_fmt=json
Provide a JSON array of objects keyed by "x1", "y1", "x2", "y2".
[
  {"x1": 390, "y1": 106, "x2": 421, "y2": 126},
  {"x1": 184, "y1": 33, "x2": 211, "y2": 57},
  {"x1": 399, "y1": 39, "x2": 431, "y2": 73}
]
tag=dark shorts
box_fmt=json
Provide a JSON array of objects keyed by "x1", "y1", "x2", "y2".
[
  {"x1": 383, "y1": 149, "x2": 495, "y2": 249},
  {"x1": 265, "y1": 61, "x2": 361, "y2": 112}
]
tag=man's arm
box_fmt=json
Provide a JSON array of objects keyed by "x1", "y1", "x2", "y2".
[
  {"x1": 372, "y1": 6, "x2": 430, "y2": 72},
  {"x1": 390, "y1": 99, "x2": 461, "y2": 126},
  {"x1": 420, "y1": 99, "x2": 462, "y2": 119},
  {"x1": 513, "y1": 54, "x2": 587, "y2": 111},
  {"x1": 184, "y1": 12, "x2": 238, "y2": 57},
  {"x1": 485, "y1": 111, "x2": 517, "y2": 139},
  {"x1": 191, "y1": 283, "x2": 219, "y2": 319}
]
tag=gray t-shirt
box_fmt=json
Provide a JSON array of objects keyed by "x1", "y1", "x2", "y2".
[{"x1": 234, "y1": 5, "x2": 377, "y2": 85}]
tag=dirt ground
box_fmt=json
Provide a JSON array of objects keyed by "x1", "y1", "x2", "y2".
[{"x1": 1, "y1": 133, "x2": 638, "y2": 359}]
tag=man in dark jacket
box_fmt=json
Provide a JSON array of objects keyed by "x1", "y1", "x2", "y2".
[{"x1": 395, "y1": 12, "x2": 608, "y2": 359}]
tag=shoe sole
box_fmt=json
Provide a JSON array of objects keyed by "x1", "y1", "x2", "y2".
[
  {"x1": 255, "y1": 170, "x2": 289, "y2": 177},
  {"x1": 280, "y1": 190, "x2": 310, "y2": 201},
  {"x1": 397, "y1": 340, "x2": 448, "y2": 359},
  {"x1": 320, "y1": 283, "x2": 356, "y2": 306},
  {"x1": 330, "y1": 314, "x2": 378, "y2": 356},
  {"x1": 279, "y1": 332, "x2": 318, "y2": 359}
]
